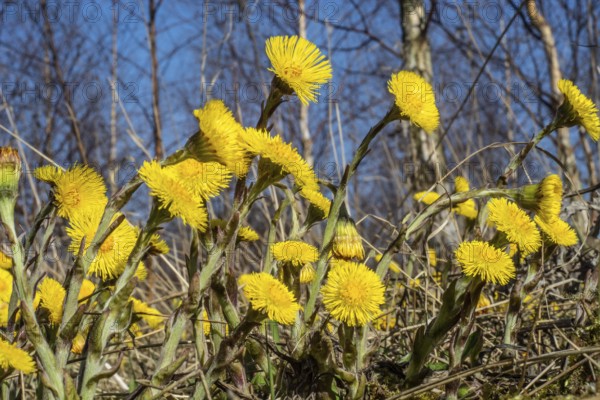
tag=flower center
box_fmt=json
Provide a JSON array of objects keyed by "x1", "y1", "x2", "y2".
[
  {"x1": 283, "y1": 64, "x2": 303, "y2": 79},
  {"x1": 340, "y1": 280, "x2": 364, "y2": 306},
  {"x1": 100, "y1": 236, "x2": 115, "y2": 253},
  {"x1": 62, "y1": 187, "x2": 81, "y2": 207}
]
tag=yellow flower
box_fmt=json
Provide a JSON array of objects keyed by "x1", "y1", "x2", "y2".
[
  {"x1": 414, "y1": 191, "x2": 441, "y2": 205},
  {"x1": 0, "y1": 268, "x2": 12, "y2": 303},
  {"x1": 557, "y1": 79, "x2": 600, "y2": 141},
  {"x1": 167, "y1": 159, "x2": 232, "y2": 200},
  {"x1": 78, "y1": 279, "x2": 96, "y2": 302},
  {"x1": 321, "y1": 261, "x2": 385, "y2": 327},
  {"x1": 0, "y1": 269, "x2": 12, "y2": 327},
  {"x1": 300, "y1": 187, "x2": 331, "y2": 217},
  {"x1": 453, "y1": 201, "x2": 478, "y2": 219},
  {"x1": 139, "y1": 160, "x2": 208, "y2": 231},
  {"x1": 454, "y1": 176, "x2": 470, "y2": 193},
  {"x1": 0, "y1": 250, "x2": 12, "y2": 269},
  {"x1": 130, "y1": 298, "x2": 164, "y2": 329},
  {"x1": 187, "y1": 100, "x2": 247, "y2": 175},
  {"x1": 299, "y1": 263, "x2": 316, "y2": 283},
  {"x1": 37, "y1": 277, "x2": 66, "y2": 325},
  {"x1": 148, "y1": 233, "x2": 170, "y2": 255},
  {"x1": 0, "y1": 338, "x2": 36, "y2": 374},
  {"x1": 534, "y1": 216, "x2": 578, "y2": 246},
  {"x1": 487, "y1": 198, "x2": 541, "y2": 255},
  {"x1": 71, "y1": 333, "x2": 87, "y2": 354},
  {"x1": 537, "y1": 174, "x2": 563, "y2": 219},
  {"x1": 455, "y1": 241, "x2": 515, "y2": 285},
  {"x1": 428, "y1": 249, "x2": 437, "y2": 267},
  {"x1": 332, "y1": 217, "x2": 364, "y2": 260},
  {"x1": 238, "y1": 272, "x2": 301, "y2": 324},
  {"x1": 271, "y1": 241, "x2": 319, "y2": 267},
  {"x1": 67, "y1": 210, "x2": 143, "y2": 280},
  {"x1": 36, "y1": 164, "x2": 108, "y2": 219},
  {"x1": 266, "y1": 35, "x2": 332, "y2": 105},
  {"x1": 240, "y1": 129, "x2": 319, "y2": 191},
  {"x1": 33, "y1": 165, "x2": 62, "y2": 183},
  {"x1": 202, "y1": 309, "x2": 211, "y2": 336},
  {"x1": 239, "y1": 226, "x2": 260, "y2": 242},
  {"x1": 388, "y1": 71, "x2": 440, "y2": 133}
]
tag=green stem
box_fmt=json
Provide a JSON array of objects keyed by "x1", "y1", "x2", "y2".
[{"x1": 497, "y1": 120, "x2": 558, "y2": 186}]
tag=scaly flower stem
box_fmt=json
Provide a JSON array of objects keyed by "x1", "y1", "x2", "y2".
[
  {"x1": 304, "y1": 107, "x2": 397, "y2": 326},
  {"x1": 0, "y1": 203, "x2": 65, "y2": 399}
]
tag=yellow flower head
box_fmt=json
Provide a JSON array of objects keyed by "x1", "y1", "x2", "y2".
[
  {"x1": 428, "y1": 249, "x2": 437, "y2": 267},
  {"x1": 139, "y1": 160, "x2": 208, "y2": 231},
  {"x1": 167, "y1": 159, "x2": 232, "y2": 200},
  {"x1": 78, "y1": 279, "x2": 96, "y2": 302},
  {"x1": 71, "y1": 333, "x2": 87, "y2": 354},
  {"x1": 557, "y1": 79, "x2": 600, "y2": 141},
  {"x1": 388, "y1": 71, "x2": 440, "y2": 133},
  {"x1": 455, "y1": 241, "x2": 515, "y2": 285},
  {"x1": 266, "y1": 35, "x2": 332, "y2": 105},
  {"x1": 453, "y1": 200, "x2": 478, "y2": 219},
  {"x1": 300, "y1": 187, "x2": 331, "y2": 217},
  {"x1": 454, "y1": 176, "x2": 470, "y2": 193},
  {"x1": 36, "y1": 164, "x2": 107, "y2": 219},
  {"x1": 148, "y1": 233, "x2": 170, "y2": 255},
  {"x1": 299, "y1": 263, "x2": 316, "y2": 284},
  {"x1": 67, "y1": 211, "x2": 142, "y2": 280},
  {"x1": 321, "y1": 261, "x2": 385, "y2": 326},
  {"x1": 130, "y1": 298, "x2": 164, "y2": 329},
  {"x1": 374, "y1": 254, "x2": 401, "y2": 274},
  {"x1": 188, "y1": 100, "x2": 247, "y2": 175},
  {"x1": 271, "y1": 241, "x2": 319, "y2": 267},
  {"x1": 534, "y1": 215, "x2": 578, "y2": 246},
  {"x1": 414, "y1": 191, "x2": 441, "y2": 205},
  {"x1": 37, "y1": 277, "x2": 66, "y2": 325},
  {"x1": 0, "y1": 250, "x2": 12, "y2": 270},
  {"x1": 332, "y1": 217, "x2": 364, "y2": 260},
  {"x1": 373, "y1": 313, "x2": 397, "y2": 331},
  {"x1": 0, "y1": 338, "x2": 36, "y2": 374},
  {"x1": 487, "y1": 198, "x2": 541, "y2": 255},
  {"x1": 0, "y1": 269, "x2": 12, "y2": 302},
  {"x1": 537, "y1": 174, "x2": 563, "y2": 219},
  {"x1": 238, "y1": 272, "x2": 301, "y2": 325},
  {"x1": 202, "y1": 309, "x2": 211, "y2": 336},
  {"x1": 240, "y1": 129, "x2": 319, "y2": 191},
  {"x1": 33, "y1": 165, "x2": 62, "y2": 183},
  {"x1": 209, "y1": 219, "x2": 259, "y2": 242}
]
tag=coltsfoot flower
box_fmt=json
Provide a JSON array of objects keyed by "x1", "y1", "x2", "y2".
[
  {"x1": 557, "y1": 79, "x2": 600, "y2": 141},
  {"x1": 238, "y1": 272, "x2": 301, "y2": 325},
  {"x1": 487, "y1": 198, "x2": 541, "y2": 255},
  {"x1": 35, "y1": 164, "x2": 108, "y2": 220},
  {"x1": 455, "y1": 240, "x2": 515, "y2": 285},
  {"x1": 388, "y1": 71, "x2": 440, "y2": 133},
  {"x1": 139, "y1": 160, "x2": 208, "y2": 231},
  {"x1": 271, "y1": 240, "x2": 319, "y2": 267},
  {"x1": 266, "y1": 35, "x2": 332, "y2": 105},
  {"x1": 321, "y1": 261, "x2": 385, "y2": 326},
  {"x1": 534, "y1": 215, "x2": 578, "y2": 246},
  {"x1": 0, "y1": 338, "x2": 36, "y2": 374}
]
